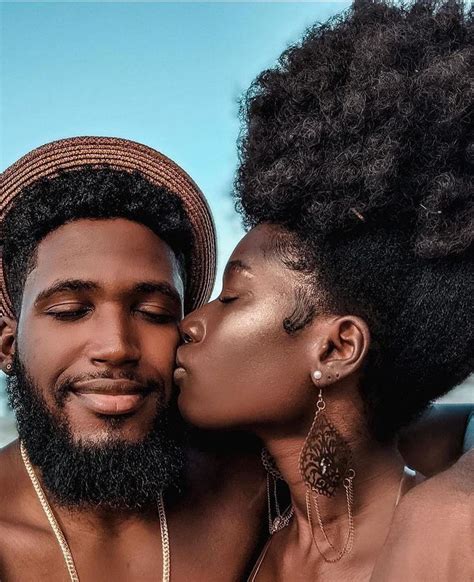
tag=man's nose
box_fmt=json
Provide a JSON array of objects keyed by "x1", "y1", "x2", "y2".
[{"x1": 88, "y1": 309, "x2": 140, "y2": 367}]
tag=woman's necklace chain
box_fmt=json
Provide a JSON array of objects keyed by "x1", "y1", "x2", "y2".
[
  {"x1": 249, "y1": 467, "x2": 409, "y2": 581},
  {"x1": 307, "y1": 471, "x2": 355, "y2": 563},
  {"x1": 19, "y1": 441, "x2": 170, "y2": 582},
  {"x1": 266, "y1": 472, "x2": 294, "y2": 534}
]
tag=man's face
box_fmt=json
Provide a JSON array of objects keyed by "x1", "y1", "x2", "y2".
[{"x1": 16, "y1": 217, "x2": 184, "y2": 444}]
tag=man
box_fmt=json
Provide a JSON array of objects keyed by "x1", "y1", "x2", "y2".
[
  {"x1": 0, "y1": 137, "x2": 265, "y2": 581},
  {"x1": 0, "y1": 136, "x2": 470, "y2": 581},
  {"x1": 372, "y1": 448, "x2": 474, "y2": 581}
]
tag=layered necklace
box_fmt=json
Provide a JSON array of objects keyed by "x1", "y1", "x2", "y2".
[
  {"x1": 20, "y1": 441, "x2": 171, "y2": 582},
  {"x1": 248, "y1": 467, "x2": 411, "y2": 582}
]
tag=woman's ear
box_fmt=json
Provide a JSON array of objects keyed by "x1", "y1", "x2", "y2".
[
  {"x1": 309, "y1": 315, "x2": 370, "y2": 386},
  {"x1": 0, "y1": 314, "x2": 17, "y2": 374}
]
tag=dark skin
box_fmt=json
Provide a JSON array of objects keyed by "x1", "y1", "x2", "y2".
[
  {"x1": 0, "y1": 218, "x2": 265, "y2": 582},
  {"x1": 371, "y1": 449, "x2": 474, "y2": 582},
  {"x1": 0, "y1": 218, "x2": 469, "y2": 581},
  {"x1": 398, "y1": 403, "x2": 473, "y2": 477},
  {"x1": 178, "y1": 223, "x2": 471, "y2": 581}
]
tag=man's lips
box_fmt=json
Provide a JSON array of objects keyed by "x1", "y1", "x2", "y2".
[
  {"x1": 72, "y1": 378, "x2": 147, "y2": 395},
  {"x1": 71, "y1": 379, "x2": 153, "y2": 415}
]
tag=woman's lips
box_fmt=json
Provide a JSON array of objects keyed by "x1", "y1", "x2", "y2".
[
  {"x1": 173, "y1": 367, "x2": 187, "y2": 383},
  {"x1": 174, "y1": 349, "x2": 189, "y2": 384},
  {"x1": 71, "y1": 379, "x2": 151, "y2": 415}
]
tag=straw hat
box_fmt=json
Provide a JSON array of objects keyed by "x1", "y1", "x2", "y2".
[{"x1": 0, "y1": 136, "x2": 217, "y2": 316}]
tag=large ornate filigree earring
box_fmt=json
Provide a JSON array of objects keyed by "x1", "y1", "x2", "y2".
[
  {"x1": 261, "y1": 448, "x2": 294, "y2": 534},
  {"x1": 299, "y1": 380, "x2": 356, "y2": 562}
]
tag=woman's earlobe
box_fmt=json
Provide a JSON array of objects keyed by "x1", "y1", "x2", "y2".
[{"x1": 312, "y1": 370, "x2": 323, "y2": 381}]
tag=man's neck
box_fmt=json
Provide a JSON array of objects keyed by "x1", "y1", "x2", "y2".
[{"x1": 13, "y1": 438, "x2": 162, "y2": 537}]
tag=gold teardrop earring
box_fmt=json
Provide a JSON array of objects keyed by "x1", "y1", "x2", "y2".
[{"x1": 299, "y1": 373, "x2": 356, "y2": 562}]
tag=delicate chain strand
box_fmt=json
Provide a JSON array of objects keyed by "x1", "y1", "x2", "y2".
[
  {"x1": 20, "y1": 441, "x2": 170, "y2": 582},
  {"x1": 266, "y1": 473, "x2": 273, "y2": 533},
  {"x1": 273, "y1": 475, "x2": 281, "y2": 517},
  {"x1": 313, "y1": 470, "x2": 355, "y2": 556},
  {"x1": 266, "y1": 473, "x2": 294, "y2": 534},
  {"x1": 307, "y1": 467, "x2": 407, "y2": 563},
  {"x1": 262, "y1": 449, "x2": 294, "y2": 535},
  {"x1": 308, "y1": 474, "x2": 355, "y2": 563},
  {"x1": 306, "y1": 491, "x2": 350, "y2": 563}
]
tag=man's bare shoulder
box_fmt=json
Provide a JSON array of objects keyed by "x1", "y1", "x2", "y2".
[
  {"x1": 371, "y1": 451, "x2": 474, "y2": 581},
  {"x1": 0, "y1": 441, "x2": 32, "y2": 534},
  {"x1": 0, "y1": 440, "x2": 48, "y2": 532},
  {"x1": 0, "y1": 441, "x2": 22, "y2": 509},
  {"x1": 401, "y1": 448, "x2": 472, "y2": 510},
  {"x1": 0, "y1": 440, "x2": 50, "y2": 577}
]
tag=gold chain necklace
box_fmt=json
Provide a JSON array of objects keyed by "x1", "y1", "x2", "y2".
[{"x1": 20, "y1": 441, "x2": 171, "y2": 582}]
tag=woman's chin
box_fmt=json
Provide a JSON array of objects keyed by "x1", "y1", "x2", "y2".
[
  {"x1": 178, "y1": 391, "x2": 217, "y2": 428},
  {"x1": 177, "y1": 391, "x2": 236, "y2": 431}
]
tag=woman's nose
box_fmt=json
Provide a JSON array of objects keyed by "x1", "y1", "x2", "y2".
[{"x1": 179, "y1": 316, "x2": 205, "y2": 344}]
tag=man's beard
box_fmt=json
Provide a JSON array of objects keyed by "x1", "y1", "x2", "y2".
[{"x1": 6, "y1": 354, "x2": 185, "y2": 512}]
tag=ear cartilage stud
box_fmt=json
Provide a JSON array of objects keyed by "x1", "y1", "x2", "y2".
[{"x1": 313, "y1": 370, "x2": 322, "y2": 381}]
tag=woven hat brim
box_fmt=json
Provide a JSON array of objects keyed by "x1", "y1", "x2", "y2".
[{"x1": 1, "y1": 136, "x2": 217, "y2": 317}]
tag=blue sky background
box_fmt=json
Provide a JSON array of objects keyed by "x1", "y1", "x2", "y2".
[
  {"x1": 0, "y1": 2, "x2": 471, "y2": 436},
  {"x1": 1, "y1": 1, "x2": 350, "y2": 293}
]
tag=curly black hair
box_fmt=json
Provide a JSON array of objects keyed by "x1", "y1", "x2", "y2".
[
  {"x1": 235, "y1": 0, "x2": 473, "y2": 441},
  {"x1": 3, "y1": 167, "x2": 194, "y2": 315}
]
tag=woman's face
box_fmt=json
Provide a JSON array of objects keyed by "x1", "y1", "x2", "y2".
[{"x1": 175, "y1": 224, "x2": 324, "y2": 431}]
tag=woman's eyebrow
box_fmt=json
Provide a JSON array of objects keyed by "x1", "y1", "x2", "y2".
[{"x1": 224, "y1": 260, "x2": 253, "y2": 278}]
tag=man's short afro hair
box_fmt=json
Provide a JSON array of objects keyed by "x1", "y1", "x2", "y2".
[
  {"x1": 235, "y1": 0, "x2": 473, "y2": 441},
  {"x1": 3, "y1": 167, "x2": 194, "y2": 315}
]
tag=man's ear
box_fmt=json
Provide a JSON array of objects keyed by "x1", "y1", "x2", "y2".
[
  {"x1": 0, "y1": 314, "x2": 17, "y2": 373},
  {"x1": 309, "y1": 315, "x2": 370, "y2": 385}
]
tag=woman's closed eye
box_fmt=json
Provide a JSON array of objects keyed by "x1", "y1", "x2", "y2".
[{"x1": 218, "y1": 295, "x2": 238, "y2": 304}]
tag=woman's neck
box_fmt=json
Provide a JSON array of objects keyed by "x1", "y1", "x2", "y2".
[
  {"x1": 259, "y1": 395, "x2": 407, "y2": 540},
  {"x1": 265, "y1": 433, "x2": 404, "y2": 520}
]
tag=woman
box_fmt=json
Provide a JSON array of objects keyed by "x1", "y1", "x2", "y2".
[{"x1": 174, "y1": 1, "x2": 473, "y2": 579}]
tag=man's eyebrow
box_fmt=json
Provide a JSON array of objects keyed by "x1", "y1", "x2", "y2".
[
  {"x1": 34, "y1": 279, "x2": 182, "y2": 308},
  {"x1": 133, "y1": 281, "x2": 182, "y2": 307},
  {"x1": 224, "y1": 260, "x2": 253, "y2": 277},
  {"x1": 34, "y1": 280, "x2": 99, "y2": 305}
]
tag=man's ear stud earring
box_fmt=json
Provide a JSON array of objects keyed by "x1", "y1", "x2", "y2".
[
  {"x1": 5, "y1": 363, "x2": 13, "y2": 373},
  {"x1": 312, "y1": 370, "x2": 322, "y2": 381}
]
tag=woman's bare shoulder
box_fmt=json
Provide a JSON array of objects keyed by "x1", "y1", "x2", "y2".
[{"x1": 371, "y1": 450, "x2": 473, "y2": 581}]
